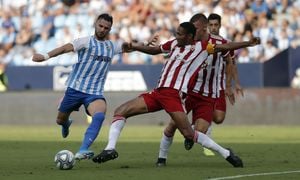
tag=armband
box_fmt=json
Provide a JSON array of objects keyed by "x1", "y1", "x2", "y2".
[{"x1": 206, "y1": 43, "x2": 215, "y2": 54}]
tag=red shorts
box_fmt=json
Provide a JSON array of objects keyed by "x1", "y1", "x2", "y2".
[
  {"x1": 215, "y1": 90, "x2": 226, "y2": 112},
  {"x1": 141, "y1": 88, "x2": 186, "y2": 113},
  {"x1": 185, "y1": 92, "x2": 216, "y2": 124}
]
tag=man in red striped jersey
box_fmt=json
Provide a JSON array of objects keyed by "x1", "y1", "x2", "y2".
[
  {"x1": 186, "y1": 13, "x2": 244, "y2": 156},
  {"x1": 197, "y1": 13, "x2": 243, "y2": 156},
  {"x1": 92, "y1": 22, "x2": 213, "y2": 164},
  {"x1": 155, "y1": 13, "x2": 258, "y2": 167},
  {"x1": 93, "y1": 21, "x2": 259, "y2": 165},
  {"x1": 207, "y1": 13, "x2": 243, "y2": 134}
]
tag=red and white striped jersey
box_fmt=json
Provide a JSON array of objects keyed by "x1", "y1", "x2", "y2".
[
  {"x1": 157, "y1": 39, "x2": 208, "y2": 94},
  {"x1": 188, "y1": 34, "x2": 230, "y2": 98}
]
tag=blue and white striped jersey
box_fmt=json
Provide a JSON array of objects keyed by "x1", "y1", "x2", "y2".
[{"x1": 66, "y1": 36, "x2": 123, "y2": 95}]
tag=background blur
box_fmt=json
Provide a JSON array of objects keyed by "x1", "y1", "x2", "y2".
[{"x1": 0, "y1": 0, "x2": 300, "y2": 125}]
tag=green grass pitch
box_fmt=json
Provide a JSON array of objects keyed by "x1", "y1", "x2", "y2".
[{"x1": 0, "y1": 125, "x2": 300, "y2": 180}]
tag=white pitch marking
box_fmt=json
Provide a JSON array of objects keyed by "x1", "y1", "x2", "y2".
[{"x1": 207, "y1": 170, "x2": 300, "y2": 180}]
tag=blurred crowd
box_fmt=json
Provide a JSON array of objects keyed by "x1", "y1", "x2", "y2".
[{"x1": 0, "y1": 0, "x2": 300, "y2": 66}]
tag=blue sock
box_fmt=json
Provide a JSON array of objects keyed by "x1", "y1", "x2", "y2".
[{"x1": 79, "y1": 112, "x2": 105, "y2": 151}]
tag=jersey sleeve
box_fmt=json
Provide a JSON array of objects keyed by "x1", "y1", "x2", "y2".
[
  {"x1": 221, "y1": 39, "x2": 231, "y2": 57},
  {"x1": 112, "y1": 40, "x2": 124, "y2": 54},
  {"x1": 160, "y1": 39, "x2": 175, "y2": 53},
  {"x1": 71, "y1": 36, "x2": 90, "y2": 52}
]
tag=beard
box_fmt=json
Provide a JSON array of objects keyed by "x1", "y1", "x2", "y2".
[{"x1": 95, "y1": 31, "x2": 106, "y2": 40}]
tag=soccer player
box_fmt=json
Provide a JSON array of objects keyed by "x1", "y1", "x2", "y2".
[
  {"x1": 92, "y1": 21, "x2": 259, "y2": 165},
  {"x1": 155, "y1": 13, "x2": 245, "y2": 167},
  {"x1": 198, "y1": 13, "x2": 244, "y2": 156},
  {"x1": 32, "y1": 13, "x2": 130, "y2": 160},
  {"x1": 208, "y1": 13, "x2": 244, "y2": 125}
]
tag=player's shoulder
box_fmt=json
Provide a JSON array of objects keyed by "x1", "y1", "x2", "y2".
[{"x1": 164, "y1": 38, "x2": 178, "y2": 48}]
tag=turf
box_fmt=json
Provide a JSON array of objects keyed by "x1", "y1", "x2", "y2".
[{"x1": 0, "y1": 125, "x2": 300, "y2": 180}]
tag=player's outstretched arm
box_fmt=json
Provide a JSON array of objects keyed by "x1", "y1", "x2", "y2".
[
  {"x1": 32, "y1": 43, "x2": 74, "y2": 62},
  {"x1": 207, "y1": 37, "x2": 260, "y2": 54},
  {"x1": 130, "y1": 42, "x2": 162, "y2": 55}
]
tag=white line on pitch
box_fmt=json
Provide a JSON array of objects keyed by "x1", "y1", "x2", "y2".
[{"x1": 207, "y1": 170, "x2": 300, "y2": 180}]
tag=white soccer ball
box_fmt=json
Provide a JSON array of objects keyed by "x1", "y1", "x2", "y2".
[{"x1": 54, "y1": 150, "x2": 75, "y2": 170}]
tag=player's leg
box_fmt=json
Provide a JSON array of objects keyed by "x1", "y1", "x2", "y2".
[
  {"x1": 93, "y1": 95, "x2": 150, "y2": 163},
  {"x1": 57, "y1": 88, "x2": 82, "y2": 138},
  {"x1": 187, "y1": 118, "x2": 215, "y2": 156},
  {"x1": 202, "y1": 125, "x2": 215, "y2": 156},
  {"x1": 213, "y1": 109, "x2": 226, "y2": 124},
  {"x1": 183, "y1": 94, "x2": 213, "y2": 151},
  {"x1": 156, "y1": 120, "x2": 177, "y2": 166},
  {"x1": 171, "y1": 112, "x2": 243, "y2": 167},
  {"x1": 213, "y1": 93, "x2": 226, "y2": 124},
  {"x1": 75, "y1": 98, "x2": 106, "y2": 160},
  {"x1": 56, "y1": 111, "x2": 72, "y2": 138},
  {"x1": 205, "y1": 94, "x2": 226, "y2": 155},
  {"x1": 105, "y1": 96, "x2": 149, "y2": 149}
]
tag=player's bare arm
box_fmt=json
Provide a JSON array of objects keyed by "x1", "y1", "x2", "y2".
[
  {"x1": 207, "y1": 37, "x2": 261, "y2": 54},
  {"x1": 231, "y1": 58, "x2": 244, "y2": 97},
  {"x1": 225, "y1": 55, "x2": 235, "y2": 105},
  {"x1": 130, "y1": 42, "x2": 162, "y2": 55},
  {"x1": 32, "y1": 43, "x2": 74, "y2": 62}
]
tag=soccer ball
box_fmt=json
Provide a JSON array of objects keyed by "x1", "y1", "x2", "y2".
[{"x1": 54, "y1": 150, "x2": 75, "y2": 170}]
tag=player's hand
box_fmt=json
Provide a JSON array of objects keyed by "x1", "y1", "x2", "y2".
[
  {"x1": 235, "y1": 83, "x2": 244, "y2": 97},
  {"x1": 225, "y1": 87, "x2": 235, "y2": 105},
  {"x1": 32, "y1": 53, "x2": 47, "y2": 62},
  {"x1": 249, "y1": 37, "x2": 261, "y2": 46},
  {"x1": 148, "y1": 33, "x2": 159, "y2": 46}
]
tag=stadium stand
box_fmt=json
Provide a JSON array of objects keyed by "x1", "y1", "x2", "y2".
[{"x1": 0, "y1": 0, "x2": 300, "y2": 66}]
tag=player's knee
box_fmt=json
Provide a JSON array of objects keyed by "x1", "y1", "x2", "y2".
[
  {"x1": 213, "y1": 115, "x2": 225, "y2": 124},
  {"x1": 194, "y1": 125, "x2": 208, "y2": 133},
  {"x1": 114, "y1": 105, "x2": 127, "y2": 117}
]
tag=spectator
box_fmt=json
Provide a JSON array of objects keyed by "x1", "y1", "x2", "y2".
[{"x1": 0, "y1": 0, "x2": 300, "y2": 66}]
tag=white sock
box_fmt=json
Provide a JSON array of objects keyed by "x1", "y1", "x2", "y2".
[
  {"x1": 105, "y1": 116, "x2": 126, "y2": 150},
  {"x1": 195, "y1": 131, "x2": 229, "y2": 158},
  {"x1": 158, "y1": 133, "x2": 173, "y2": 159},
  {"x1": 206, "y1": 124, "x2": 212, "y2": 137}
]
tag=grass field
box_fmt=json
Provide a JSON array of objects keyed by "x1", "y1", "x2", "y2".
[{"x1": 0, "y1": 125, "x2": 300, "y2": 180}]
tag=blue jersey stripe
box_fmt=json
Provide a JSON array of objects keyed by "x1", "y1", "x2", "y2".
[
  {"x1": 67, "y1": 36, "x2": 120, "y2": 95},
  {"x1": 108, "y1": 41, "x2": 114, "y2": 57},
  {"x1": 71, "y1": 39, "x2": 95, "y2": 89},
  {"x1": 85, "y1": 42, "x2": 102, "y2": 94},
  {"x1": 69, "y1": 39, "x2": 94, "y2": 88},
  {"x1": 98, "y1": 62, "x2": 110, "y2": 94},
  {"x1": 67, "y1": 48, "x2": 86, "y2": 87},
  {"x1": 78, "y1": 38, "x2": 98, "y2": 92}
]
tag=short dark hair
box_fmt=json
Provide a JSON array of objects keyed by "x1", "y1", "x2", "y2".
[
  {"x1": 190, "y1": 13, "x2": 208, "y2": 24},
  {"x1": 96, "y1": 13, "x2": 113, "y2": 24},
  {"x1": 180, "y1": 22, "x2": 196, "y2": 38},
  {"x1": 208, "y1": 13, "x2": 221, "y2": 24}
]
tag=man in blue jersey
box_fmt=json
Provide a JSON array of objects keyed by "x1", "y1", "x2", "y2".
[{"x1": 32, "y1": 13, "x2": 129, "y2": 160}]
